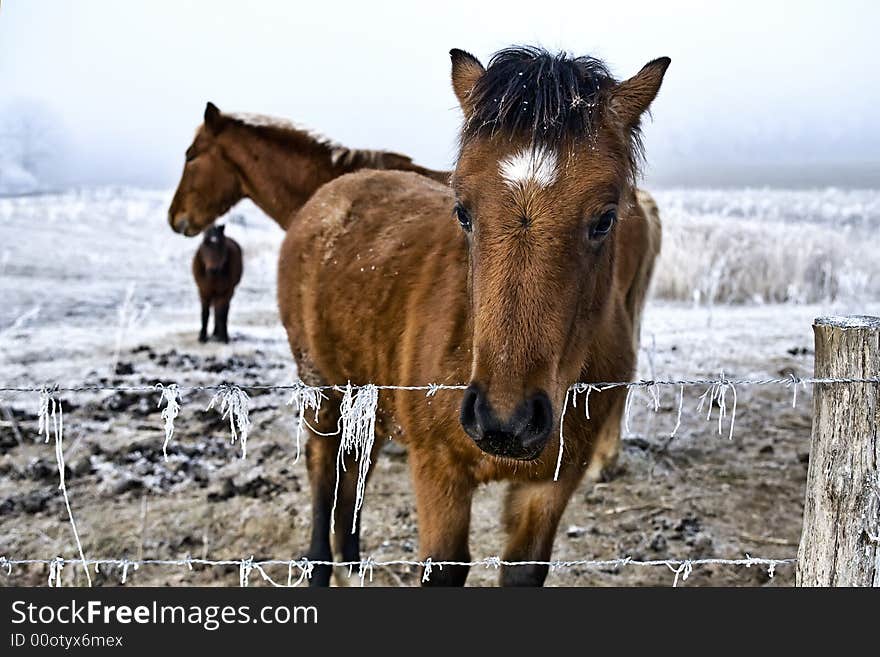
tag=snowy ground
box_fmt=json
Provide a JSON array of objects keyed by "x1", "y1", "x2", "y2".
[{"x1": 1, "y1": 186, "x2": 879, "y2": 587}]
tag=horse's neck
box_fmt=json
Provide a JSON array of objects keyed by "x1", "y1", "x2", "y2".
[
  {"x1": 224, "y1": 128, "x2": 338, "y2": 230},
  {"x1": 224, "y1": 126, "x2": 449, "y2": 231}
]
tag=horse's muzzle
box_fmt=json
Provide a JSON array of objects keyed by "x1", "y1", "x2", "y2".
[
  {"x1": 169, "y1": 213, "x2": 199, "y2": 237},
  {"x1": 459, "y1": 383, "x2": 553, "y2": 460}
]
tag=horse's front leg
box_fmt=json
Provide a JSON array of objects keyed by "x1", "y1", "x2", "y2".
[
  {"x1": 500, "y1": 470, "x2": 583, "y2": 586},
  {"x1": 198, "y1": 295, "x2": 210, "y2": 343},
  {"x1": 409, "y1": 444, "x2": 475, "y2": 586},
  {"x1": 212, "y1": 296, "x2": 231, "y2": 343},
  {"x1": 330, "y1": 440, "x2": 382, "y2": 585}
]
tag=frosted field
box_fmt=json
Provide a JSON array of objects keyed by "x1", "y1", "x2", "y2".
[
  {"x1": 1, "y1": 186, "x2": 879, "y2": 587},
  {"x1": 652, "y1": 188, "x2": 880, "y2": 304}
]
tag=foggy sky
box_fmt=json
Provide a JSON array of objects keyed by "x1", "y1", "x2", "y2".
[{"x1": 1, "y1": 0, "x2": 878, "y2": 188}]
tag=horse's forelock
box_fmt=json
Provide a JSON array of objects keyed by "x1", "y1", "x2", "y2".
[{"x1": 461, "y1": 46, "x2": 643, "y2": 182}]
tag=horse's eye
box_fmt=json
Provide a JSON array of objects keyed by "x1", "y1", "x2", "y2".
[
  {"x1": 185, "y1": 150, "x2": 197, "y2": 163},
  {"x1": 590, "y1": 207, "x2": 617, "y2": 239},
  {"x1": 454, "y1": 204, "x2": 473, "y2": 232}
]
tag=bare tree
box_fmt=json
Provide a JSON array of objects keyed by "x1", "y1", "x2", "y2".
[{"x1": 0, "y1": 99, "x2": 67, "y2": 189}]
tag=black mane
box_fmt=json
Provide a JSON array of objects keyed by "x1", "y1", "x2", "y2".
[{"x1": 462, "y1": 46, "x2": 618, "y2": 147}]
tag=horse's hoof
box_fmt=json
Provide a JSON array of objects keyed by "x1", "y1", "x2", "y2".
[{"x1": 198, "y1": 334, "x2": 208, "y2": 343}]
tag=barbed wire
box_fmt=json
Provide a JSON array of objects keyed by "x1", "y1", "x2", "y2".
[
  {"x1": 0, "y1": 554, "x2": 795, "y2": 588},
  {"x1": 2, "y1": 374, "x2": 880, "y2": 395}
]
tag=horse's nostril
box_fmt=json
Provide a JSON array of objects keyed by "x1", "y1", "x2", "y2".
[
  {"x1": 459, "y1": 384, "x2": 481, "y2": 441},
  {"x1": 529, "y1": 393, "x2": 552, "y2": 435},
  {"x1": 518, "y1": 391, "x2": 553, "y2": 453},
  {"x1": 169, "y1": 215, "x2": 190, "y2": 235}
]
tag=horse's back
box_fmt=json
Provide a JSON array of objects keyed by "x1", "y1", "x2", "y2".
[
  {"x1": 278, "y1": 169, "x2": 459, "y2": 386},
  {"x1": 278, "y1": 168, "x2": 451, "y2": 295}
]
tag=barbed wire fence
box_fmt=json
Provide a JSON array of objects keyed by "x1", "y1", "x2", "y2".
[
  {"x1": 2, "y1": 374, "x2": 879, "y2": 587},
  {"x1": 0, "y1": 555, "x2": 796, "y2": 589}
]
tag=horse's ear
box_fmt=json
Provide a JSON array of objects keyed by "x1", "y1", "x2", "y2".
[
  {"x1": 610, "y1": 57, "x2": 671, "y2": 129},
  {"x1": 450, "y1": 49, "x2": 485, "y2": 118},
  {"x1": 204, "y1": 101, "x2": 227, "y2": 135}
]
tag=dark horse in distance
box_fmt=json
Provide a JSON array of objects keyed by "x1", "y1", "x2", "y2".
[{"x1": 193, "y1": 225, "x2": 243, "y2": 343}]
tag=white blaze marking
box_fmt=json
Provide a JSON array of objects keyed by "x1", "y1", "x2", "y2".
[{"x1": 499, "y1": 146, "x2": 558, "y2": 189}]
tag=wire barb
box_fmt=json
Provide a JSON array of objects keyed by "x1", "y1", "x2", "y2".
[
  {"x1": 37, "y1": 387, "x2": 92, "y2": 587},
  {"x1": 156, "y1": 383, "x2": 181, "y2": 461},
  {"x1": 331, "y1": 384, "x2": 379, "y2": 534},
  {"x1": 206, "y1": 384, "x2": 251, "y2": 459},
  {"x1": 696, "y1": 372, "x2": 738, "y2": 441},
  {"x1": 286, "y1": 381, "x2": 327, "y2": 463}
]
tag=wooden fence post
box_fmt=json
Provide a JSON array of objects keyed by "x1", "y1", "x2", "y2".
[{"x1": 797, "y1": 315, "x2": 880, "y2": 586}]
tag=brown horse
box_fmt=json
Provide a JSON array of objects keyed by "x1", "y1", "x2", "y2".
[
  {"x1": 168, "y1": 103, "x2": 448, "y2": 236},
  {"x1": 278, "y1": 46, "x2": 667, "y2": 586},
  {"x1": 193, "y1": 225, "x2": 243, "y2": 343}
]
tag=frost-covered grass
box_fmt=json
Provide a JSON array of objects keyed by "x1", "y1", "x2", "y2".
[{"x1": 651, "y1": 188, "x2": 880, "y2": 304}]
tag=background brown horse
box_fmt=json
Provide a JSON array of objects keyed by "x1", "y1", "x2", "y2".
[
  {"x1": 168, "y1": 103, "x2": 448, "y2": 236},
  {"x1": 278, "y1": 46, "x2": 667, "y2": 586},
  {"x1": 193, "y1": 225, "x2": 243, "y2": 343}
]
